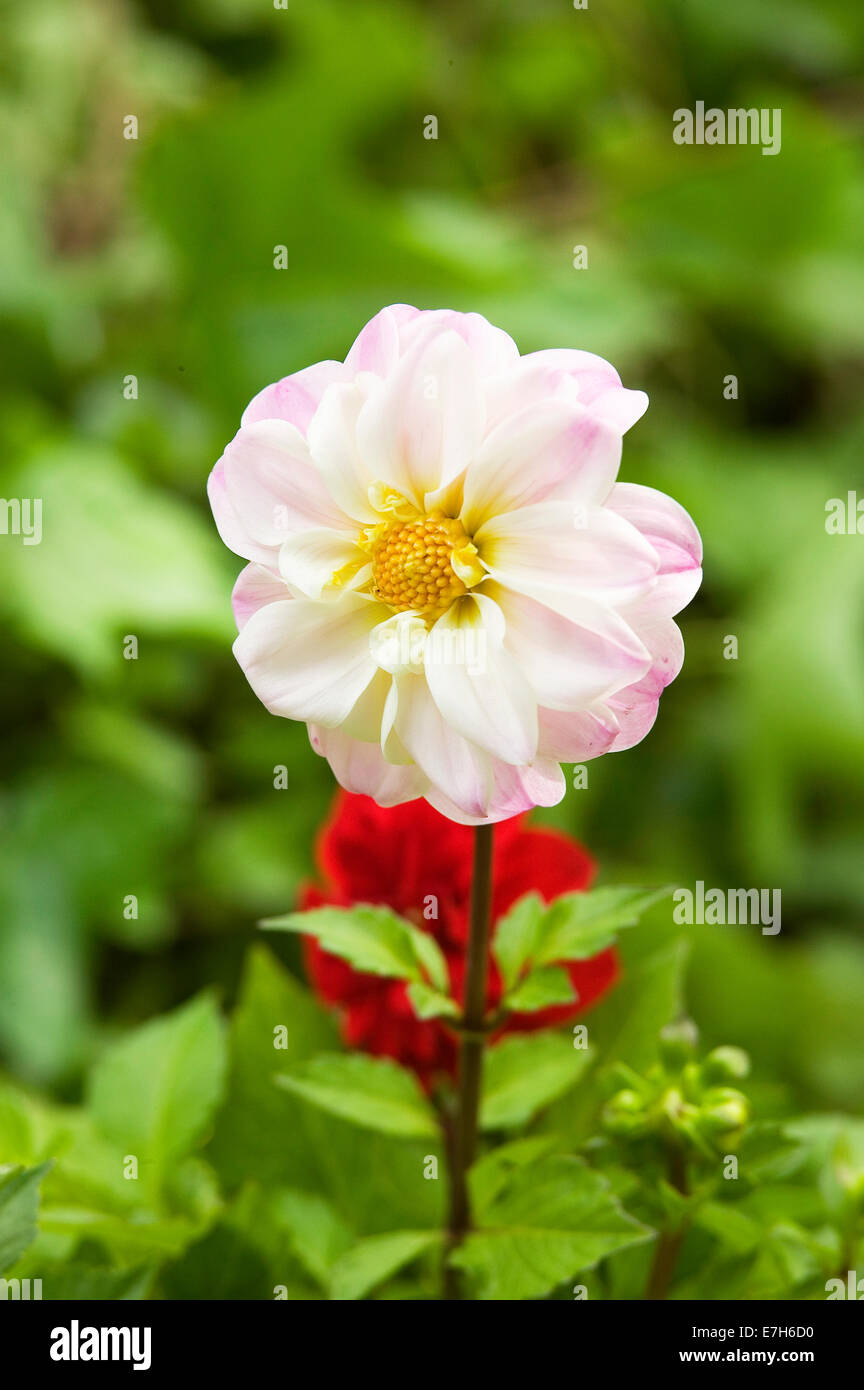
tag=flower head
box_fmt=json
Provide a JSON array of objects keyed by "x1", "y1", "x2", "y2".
[
  {"x1": 301, "y1": 791, "x2": 616, "y2": 1085},
  {"x1": 209, "y1": 306, "x2": 702, "y2": 823}
]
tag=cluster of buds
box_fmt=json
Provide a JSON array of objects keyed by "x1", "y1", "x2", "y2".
[{"x1": 602, "y1": 1020, "x2": 751, "y2": 1156}]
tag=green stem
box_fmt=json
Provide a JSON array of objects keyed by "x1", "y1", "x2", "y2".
[
  {"x1": 645, "y1": 1145, "x2": 689, "y2": 1300},
  {"x1": 442, "y1": 823, "x2": 494, "y2": 1299}
]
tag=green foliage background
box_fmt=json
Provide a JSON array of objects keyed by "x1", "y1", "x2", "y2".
[{"x1": 0, "y1": 0, "x2": 862, "y2": 1299}]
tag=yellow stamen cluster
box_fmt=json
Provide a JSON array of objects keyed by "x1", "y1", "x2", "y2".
[{"x1": 370, "y1": 512, "x2": 474, "y2": 616}]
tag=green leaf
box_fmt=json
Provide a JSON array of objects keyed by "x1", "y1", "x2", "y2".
[
  {"x1": 329, "y1": 1230, "x2": 441, "y2": 1301},
  {"x1": 450, "y1": 1156, "x2": 651, "y2": 1300},
  {"x1": 207, "y1": 946, "x2": 338, "y2": 1191},
  {"x1": 276, "y1": 1054, "x2": 439, "y2": 1139},
  {"x1": 39, "y1": 1264, "x2": 154, "y2": 1301},
  {"x1": 0, "y1": 1162, "x2": 51, "y2": 1272},
  {"x1": 262, "y1": 904, "x2": 448, "y2": 991},
  {"x1": 406, "y1": 982, "x2": 459, "y2": 1021},
  {"x1": 271, "y1": 1188, "x2": 353, "y2": 1289},
  {"x1": 481, "y1": 1033, "x2": 590, "y2": 1130},
  {"x1": 469, "y1": 1136, "x2": 560, "y2": 1218},
  {"x1": 493, "y1": 892, "x2": 545, "y2": 991},
  {"x1": 87, "y1": 993, "x2": 226, "y2": 1196},
  {"x1": 505, "y1": 966, "x2": 576, "y2": 1013},
  {"x1": 208, "y1": 950, "x2": 443, "y2": 1235},
  {"x1": 161, "y1": 1224, "x2": 272, "y2": 1300},
  {"x1": 533, "y1": 887, "x2": 672, "y2": 966}
]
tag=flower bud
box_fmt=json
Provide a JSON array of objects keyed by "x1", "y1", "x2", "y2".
[
  {"x1": 702, "y1": 1046, "x2": 751, "y2": 1084},
  {"x1": 602, "y1": 1089, "x2": 651, "y2": 1138},
  {"x1": 699, "y1": 1087, "x2": 749, "y2": 1135},
  {"x1": 659, "y1": 1019, "x2": 699, "y2": 1071}
]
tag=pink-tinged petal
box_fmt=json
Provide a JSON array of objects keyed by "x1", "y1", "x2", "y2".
[
  {"x1": 485, "y1": 349, "x2": 647, "y2": 435},
  {"x1": 607, "y1": 616, "x2": 685, "y2": 751},
  {"x1": 241, "y1": 361, "x2": 349, "y2": 433},
  {"x1": 488, "y1": 582, "x2": 650, "y2": 708},
  {"x1": 606, "y1": 483, "x2": 703, "y2": 617},
  {"x1": 537, "y1": 705, "x2": 620, "y2": 762},
  {"x1": 233, "y1": 593, "x2": 386, "y2": 726},
  {"x1": 355, "y1": 329, "x2": 484, "y2": 508},
  {"x1": 477, "y1": 501, "x2": 658, "y2": 607},
  {"x1": 221, "y1": 419, "x2": 352, "y2": 553},
  {"x1": 207, "y1": 460, "x2": 276, "y2": 567},
  {"x1": 488, "y1": 758, "x2": 567, "y2": 816},
  {"x1": 306, "y1": 377, "x2": 381, "y2": 524},
  {"x1": 461, "y1": 402, "x2": 622, "y2": 534},
  {"x1": 424, "y1": 594, "x2": 538, "y2": 765},
  {"x1": 384, "y1": 673, "x2": 494, "y2": 820},
  {"x1": 308, "y1": 724, "x2": 426, "y2": 806},
  {"x1": 397, "y1": 308, "x2": 519, "y2": 377},
  {"x1": 231, "y1": 563, "x2": 289, "y2": 630},
  {"x1": 277, "y1": 529, "x2": 368, "y2": 600},
  {"x1": 344, "y1": 307, "x2": 403, "y2": 376},
  {"x1": 424, "y1": 758, "x2": 565, "y2": 825}
]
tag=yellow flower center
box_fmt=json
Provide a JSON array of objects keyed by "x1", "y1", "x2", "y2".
[{"x1": 368, "y1": 511, "x2": 482, "y2": 616}]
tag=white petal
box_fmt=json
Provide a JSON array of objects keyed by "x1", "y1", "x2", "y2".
[
  {"x1": 208, "y1": 461, "x2": 275, "y2": 567},
  {"x1": 607, "y1": 616, "x2": 686, "y2": 751},
  {"x1": 461, "y1": 402, "x2": 622, "y2": 533},
  {"x1": 355, "y1": 329, "x2": 484, "y2": 508},
  {"x1": 483, "y1": 348, "x2": 647, "y2": 434},
  {"x1": 384, "y1": 673, "x2": 494, "y2": 820},
  {"x1": 397, "y1": 308, "x2": 519, "y2": 377},
  {"x1": 368, "y1": 612, "x2": 428, "y2": 676},
  {"x1": 343, "y1": 307, "x2": 402, "y2": 376},
  {"x1": 231, "y1": 563, "x2": 290, "y2": 630},
  {"x1": 241, "y1": 360, "x2": 349, "y2": 433},
  {"x1": 425, "y1": 757, "x2": 566, "y2": 824},
  {"x1": 277, "y1": 528, "x2": 368, "y2": 600},
  {"x1": 489, "y1": 581, "x2": 651, "y2": 708},
  {"x1": 537, "y1": 705, "x2": 620, "y2": 762},
  {"x1": 606, "y1": 482, "x2": 702, "y2": 616},
  {"x1": 233, "y1": 593, "x2": 386, "y2": 726},
  {"x1": 308, "y1": 724, "x2": 426, "y2": 806},
  {"x1": 424, "y1": 594, "x2": 538, "y2": 764},
  {"x1": 306, "y1": 377, "x2": 381, "y2": 524},
  {"x1": 338, "y1": 668, "x2": 392, "y2": 742},
  {"x1": 221, "y1": 419, "x2": 352, "y2": 553},
  {"x1": 477, "y1": 501, "x2": 658, "y2": 606}
]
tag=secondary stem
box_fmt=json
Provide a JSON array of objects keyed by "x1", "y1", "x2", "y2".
[
  {"x1": 443, "y1": 822, "x2": 494, "y2": 1299},
  {"x1": 645, "y1": 1145, "x2": 689, "y2": 1300}
]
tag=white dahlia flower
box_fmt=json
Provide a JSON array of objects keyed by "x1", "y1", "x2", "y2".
[{"x1": 208, "y1": 305, "x2": 702, "y2": 823}]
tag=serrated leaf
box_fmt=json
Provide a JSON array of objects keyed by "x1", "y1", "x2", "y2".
[
  {"x1": 450, "y1": 1156, "x2": 651, "y2": 1300},
  {"x1": 505, "y1": 965, "x2": 576, "y2": 1013},
  {"x1": 262, "y1": 904, "x2": 447, "y2": 991},
  {"x1": 208, "y1": 949, "x2": 443, "y2": 1235},
  {"x1": 0, "y1": 1161, "x2": 52, "y2": 1272},
  {"x1": 404, "y1": 925, "x2": 449, "y2": 993},
  {"x1": 329, "y1": 1229, "x2": 441, "y2": 1300},
  {"x1": 270, "y1": 1188, "x2": 353, "y2": 1289},
  {"x1": 469, "y1": 1136, "x2": 560, "y2": 1218},
  {"x1": 481, "y1": 1033, "x2": 590, "y2": 1130},
  {"x1": 276, "y1": 1054, "x2": 438, "y2": 1138},
  {"x1": 406, "y1": 982, "x2": 459, "y2": 1021},
  {"x1": 534, "y1": 886, "x2": 672, "y2": 966},
  {"x1": 87, "y1": 993, "x2": 226, "y2": 1197},
  {"x1": 207, "y1": 945, "x2": 338, "y2": 1191},
  {"x1": 493, "y1": 892, "x2": 545, "y2": 991}
]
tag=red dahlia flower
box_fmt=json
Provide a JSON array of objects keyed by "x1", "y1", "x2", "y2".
[{"x1": 301, "y1": 792, "x2": 618, "y2": 1085}]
